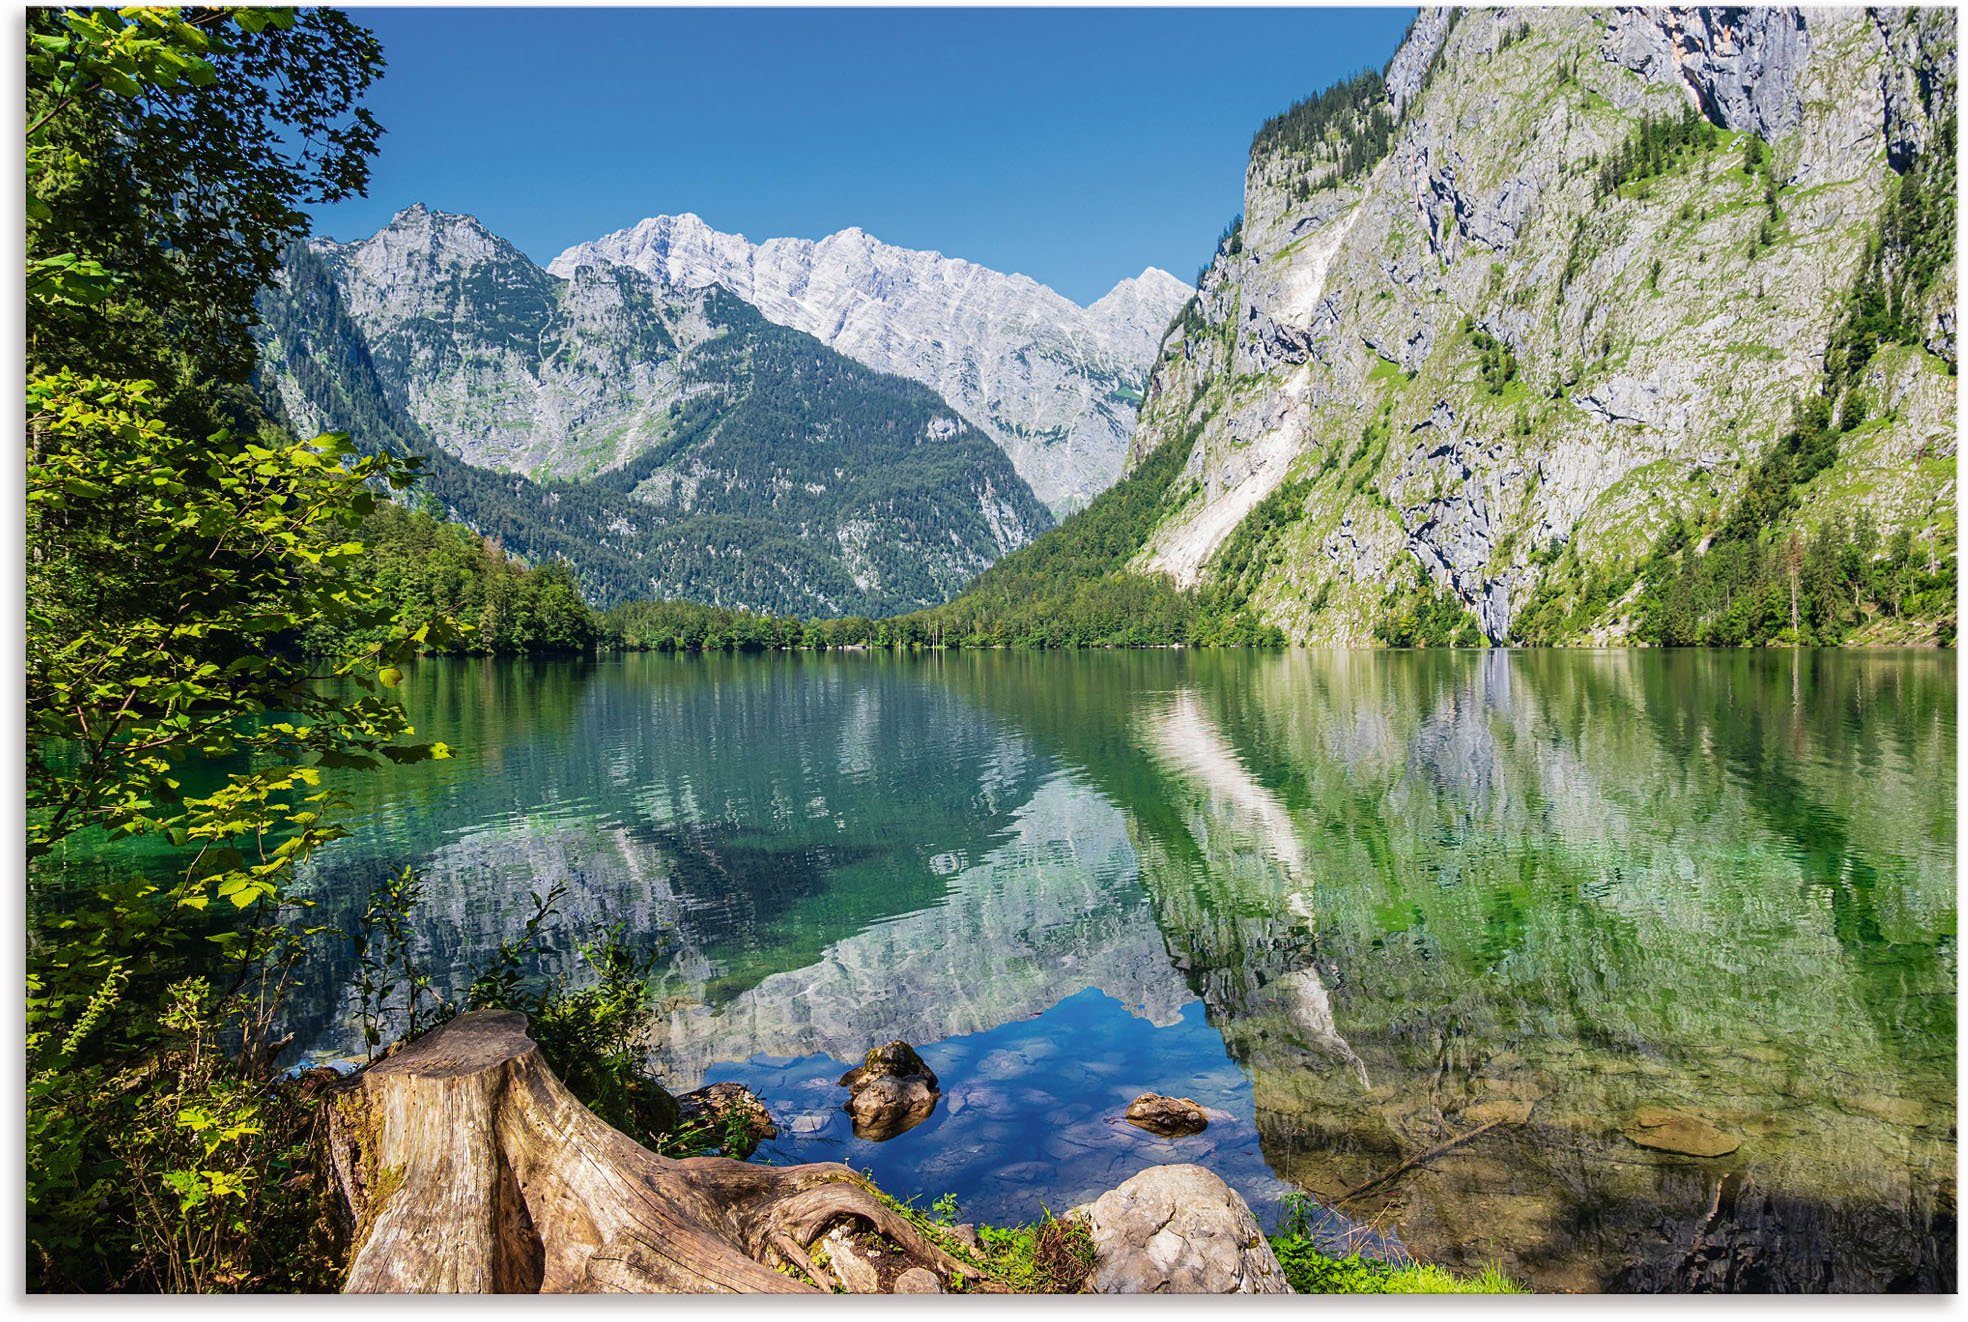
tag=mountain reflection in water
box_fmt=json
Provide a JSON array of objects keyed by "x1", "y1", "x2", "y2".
[{"x1": 265, "y1": 649, "x2": 1954, "y2": 1292}]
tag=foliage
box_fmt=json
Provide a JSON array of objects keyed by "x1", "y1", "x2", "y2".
[
  {"x1": 1592, "y1": 107, "x2": 1725, "y2": 198},
  {"x1": 1466, "y1": 320, "x2": 1519, "y2": 395},
  {"x1": 1510, "y1": 541, "x2": 1636, "y2": 646},
  {"x1": 1270, "y1": 1237, "x2": 1524, "y2": 1294},
  {"x1": 1374, "y1": 560, "x2": 1487, "y2": 647},
  {"x1": 460, "y1": 885, "x2": 681, "y2": 1145},
  {"x1": 28, "y1": 5, "x2": 383, "y2": 431},
  {"x1": 111, "y1": 979, "x2": 334, "y2": 1292},
  {"x1": 25, "y1": 4, "x2": 416, "y2": 1291},
  {"x1": 305, "y1": 500, "x2": 602, "y2": 658},
  {"x1": 1635, "y1": 509, "x2": 1955, "y2": 648},
  {"x1": 1824, "y1": 109, "x2": 1957, "y2": 398},
  {"x1": 27, "y1": 374, "x2": 445, "y2": 868},
  {"x1": 1253, "y1": 69, "x2": 1397, "y2": 197},
  {"x1": 349, "y1": 867, "x2": 445, "y2": 1056},
  {"x1": 973, "y1": 1214, "x2": 1099, "y2": 1294}
]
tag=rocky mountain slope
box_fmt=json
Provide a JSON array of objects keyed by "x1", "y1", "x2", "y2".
[
  {"x1": 551, "y1": 214, "x2": 1190, "y2": 515},
  {"x1": 1112, "y1": 6, "x2": 1956, "y2": 645},
  {"x1": 257, "y1": 206, "x2": 1052, "y2": 615}
]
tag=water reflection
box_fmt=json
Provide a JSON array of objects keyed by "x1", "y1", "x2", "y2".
[{"x1": 257, "y1": 649, "x2": 1952, "y2": 1292}]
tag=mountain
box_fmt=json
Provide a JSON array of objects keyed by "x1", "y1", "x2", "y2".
[
  {"x1": 256, "y1": 205, "x2": 1052, "y2": 615},
  {"x1": 550, "y1": 214, "x2": 1191, "y2": 515},
  {"x1": 952, "y1": 6, "x2": 1957, "y2": 647}
]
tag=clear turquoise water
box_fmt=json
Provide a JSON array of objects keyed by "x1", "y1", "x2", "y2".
[{"x1": 69, "y1": 649, "x2": 1958, "y2": 1289}]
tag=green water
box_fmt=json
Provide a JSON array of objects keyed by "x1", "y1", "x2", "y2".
[{"x1": 165, "y1": 651, "x2": 1968, "y2": 1289}]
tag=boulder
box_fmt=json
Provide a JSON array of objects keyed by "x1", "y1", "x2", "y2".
[
  {"x1": 891, "y1": 1267, "x2": 943, "y2": 1294},
  {"x1": 1623, "y1": 1106, "x2": 1741, "y2": 1158},
  {"x1": 675, "y1": 1081, "x2": 777, "y2": 1156},
  {"x1": 1072, "y1": 1164, "x2": 1291, "y2": 1294},
  {"x1": 839, "y1": 1041, "x2": 941, "y2": 1142},
  {"x1": 1124, "y1": 1093, "x2": 1210, "y2": 1137}
]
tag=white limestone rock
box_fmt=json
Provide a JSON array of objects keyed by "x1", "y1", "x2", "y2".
[
  {"x1": 1072, "y1": 1164, "x2": 1291, "y2": 1294},
  {"x1": 552, "y1": 214, "x2": 1189, "y2": 515}
]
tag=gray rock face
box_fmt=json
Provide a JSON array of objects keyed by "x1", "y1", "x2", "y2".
[
  {"x1": 552, "y1": 214, "x2": 1190, "y2": 515},
  {"x1": 1386, "y1": 8, "x2": 1454, "y2": 113},
  {"x1": 308, "y1": 204, "x2": 697, "y2": 479},
  {"x1": 1602, "y1": 7, "x2": 1812, "y2": 141},
  {"x1": 1126, "y1": 6, "x2": 1956, "y2": 644},
  {"x1": 1870, "y1": 6, "x2": 1959, "y2": 169},
  {"x1": 1073, "y1": 1164, "x2": 1291, "y2": 1294}
]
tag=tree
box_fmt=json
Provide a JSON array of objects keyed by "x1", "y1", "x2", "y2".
[
  {"x1": 24, "y1": 6, "x2": 426, "y2": 1290},
  {"x1": 1784, "y1": 528, "x2": 1805, "y2": 638},
  {"x1": 27, "y1": 6, "x2": 384, "y2": 431}
]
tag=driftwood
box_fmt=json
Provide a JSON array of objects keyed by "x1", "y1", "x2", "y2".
[
  {"x1": 324, "y1": 1010, "x2": 973, "y2": 1293},
  {"x1": 1327, "y1": 1112, "x2": 1520, "y2": 1206}
]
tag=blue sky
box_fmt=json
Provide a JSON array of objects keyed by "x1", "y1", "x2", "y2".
[{"x1": 312, "y1": 6, "x2": 1416, "y2": 305}]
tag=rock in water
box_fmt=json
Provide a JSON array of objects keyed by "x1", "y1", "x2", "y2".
[
  {"x1": 675, "y1": 1081, "x2": 777, "y2": 1157},
  {"x1": 1623, "y1": 1106, "x2": 1741, "y2": 1158},
  {"x1": 1073, "y1": 1164, "x2": 1291, "y2": 1294},
  {"x1": 839, "y1": 1041, "x2": 941, "y2": 1142},
  {"x1": 1124, "y1": 1093, "x2": 1211, "y2": 1137}
]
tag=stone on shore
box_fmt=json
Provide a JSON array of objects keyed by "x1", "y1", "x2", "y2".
[
  {"x1": 1071, "y1": 1164, "x2": 1291, "y2": 1294},
  {"x1": 891, "y1": 1267, "x2": 944, "y2": 1294}
]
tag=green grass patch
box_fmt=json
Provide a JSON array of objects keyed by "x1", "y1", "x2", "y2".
[{"x1": 1272, "y1": 1237, "x2": 1526, "y2": 1294}]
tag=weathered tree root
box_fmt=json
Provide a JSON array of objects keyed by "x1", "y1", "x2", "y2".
[{"x1": 324, "y1": 1010, "x2": 972, "y2": 1293}]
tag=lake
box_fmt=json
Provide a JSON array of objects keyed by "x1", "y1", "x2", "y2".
[{"x1": 272, "y1": 649, "x2": 1955, "y2": 1291}]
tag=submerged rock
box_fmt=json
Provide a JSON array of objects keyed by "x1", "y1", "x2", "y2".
[
  {"x1": 839, "y1": 1041, "x2": 941, "y2": 1142},
  {"x1": 675, "y1": 1081, "x2": 777, "y2": 1157},
  {"x1": 1071, "y1": 1164, "x2": 1291, "y2": 1294},
  {"x1": 1623, "y1": 1106, "x2": 1741, "y2": 1158},
  {"x1": 1124, "y1": 1093, "x2": 1211, "y2": 1137}
]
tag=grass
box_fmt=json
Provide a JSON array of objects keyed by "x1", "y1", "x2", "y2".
[
  {"x1": 1271, "y1": 1236, "x2": 1527, "y2": 1294},
  {"x1": 870, "y1": 1188, "x2": 1098, "y2": 1294}
]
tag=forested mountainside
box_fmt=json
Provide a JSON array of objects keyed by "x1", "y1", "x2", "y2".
[
  {"x1": 949, "y1": 6, "x2": 1957, "y2": 648},
  {"x1": 552, "y1": 213, "x2": 1190, "y2": 515},
  {"x1": 255, "y1": 207, "x2": 1051, "y2": 615}
]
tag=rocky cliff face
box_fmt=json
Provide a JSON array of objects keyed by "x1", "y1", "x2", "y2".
[
  {"x1": 551, "y1": 214, "x2": 1190, "y2": 515},
  {"x1": 1126, "y1": 6, "x2": 1956, "y2": 643},
  {"x1": 294, "y1": 205, "x2": 708, "y2": 479},
  {"x1": 257, "y1": 206, "x2": 1053, "y2": 614}
]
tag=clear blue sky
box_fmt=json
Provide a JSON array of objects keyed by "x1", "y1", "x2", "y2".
[{"x1": 311, "y1": 6, "x2": 1416, "y2": 305}]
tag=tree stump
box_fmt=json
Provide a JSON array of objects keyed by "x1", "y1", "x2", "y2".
[{"x1": 324, "y1": 1010, "x2": 971, "y2": 1293}]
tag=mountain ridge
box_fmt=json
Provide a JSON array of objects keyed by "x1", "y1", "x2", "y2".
[
  {"x1": 256, "y1": 207, "x2": 1054, "y2": 615},
  {"x1": 552, "y1": 212, "x2": 1190, "y2": 514}
]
